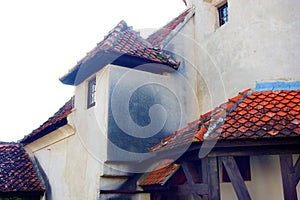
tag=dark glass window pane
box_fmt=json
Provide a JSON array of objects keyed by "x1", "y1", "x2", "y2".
[
  {"x1": 87, "y1": 77, "x2": 96, "y2": 108},
  {"x1": 218, "y1": 3, "x2": 228, "y2": 26}
]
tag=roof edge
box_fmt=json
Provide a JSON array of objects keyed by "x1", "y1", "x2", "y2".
[
  {"x1": 160, "y1": 6, "x2": 195, "y2": 48},
  {"x1": 255, "y1": 81, "x2": 300, "y2": 91},
  {"x1": 20, "y1": 97, "x2": 74, "y2": 145},
  {"x1": 149, "y1": 88, "x2": 252, "y2": 152}
]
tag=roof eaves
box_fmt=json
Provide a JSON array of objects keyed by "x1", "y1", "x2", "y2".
[
  {"x1": 160, "y1": 164, "x2": 180, "y2": 186},
  {"x1": 138, "y1": 160, "x2": 179, "y2": 186},
  {"x1": 60, "y1": 20, "x2": 181, "y2": 85}
]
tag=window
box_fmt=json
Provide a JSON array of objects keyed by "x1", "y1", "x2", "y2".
[
  {"x1": 218, "y1": 2, "x2": 228, "y2": 26},
  {"x1": 87, "y1": 77, "x2": 96, "y2": 108},
  {"x1": 222, "y1": 156, "x2": 251, "y2": 182}
]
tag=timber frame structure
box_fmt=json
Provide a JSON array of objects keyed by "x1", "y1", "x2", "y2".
[
  {"x1": 141, "y1": 138, "x2": 300, "y2": 200},
  {"x1": 139, "y1": 89, "x2": 300, "y2": 200}
]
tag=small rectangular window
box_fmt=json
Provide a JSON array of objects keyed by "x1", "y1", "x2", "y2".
[
  {"x1": 222, "y1": 156, "x2": 251, "y2": 182},
  {"x1": 87, "y1": 76, "x2": 96, "y2": 108},
  {"x1": 218, "y1": 2, "x2": 228, "y2": 26}
]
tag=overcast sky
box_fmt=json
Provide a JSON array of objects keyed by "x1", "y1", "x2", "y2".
[{"x1": 0, "y1": 0, "x2": 185, "y2": 142}]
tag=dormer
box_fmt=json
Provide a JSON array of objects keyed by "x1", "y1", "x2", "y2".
[{"x1": 59, "y1": 20, "x2": 199, "y2": 168}]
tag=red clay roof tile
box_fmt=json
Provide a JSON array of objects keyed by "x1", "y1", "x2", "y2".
[
  {"x1": 138, "y1": 160, "x2": 179, "y2": 186},
  {"x1": 0, "y1": 142, "x2": 44, "y2": 193},
  {"x1": 146, "y1": 8, "x2": 194, "y2": 47},
  {"x1": 20, "y1": 97, "x2": 74, "y2": 145},
  {"x1": 60, "y1": 21, "x2": 181, "y2": 84},
  {"x1": 151, "y1": 89, "x2": 300, "y2": 152}
]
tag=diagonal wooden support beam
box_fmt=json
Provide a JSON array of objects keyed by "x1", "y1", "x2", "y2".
[
  {"x1": 181, "y1": 162, "x2": 201, "y2": 200},
  {"x1": 221, "y1": 156, "x2": 251, "y2": 200},
  {"x1": 280, "y1": 154, "x2": 298, "y2": 200}
]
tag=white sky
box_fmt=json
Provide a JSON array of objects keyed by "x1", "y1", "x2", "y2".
[{"x1": 0, "y1": 0, "x2": 185, "y2": 142}]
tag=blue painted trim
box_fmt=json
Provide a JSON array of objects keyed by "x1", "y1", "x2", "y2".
[{"x1": 255, "y1": 81, "x2": 300, "y2": 91}]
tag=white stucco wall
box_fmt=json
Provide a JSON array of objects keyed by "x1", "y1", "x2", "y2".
[
  {"x1": 169, "y1": 0, "x2": 300, "y2": 113},
  {"x1": 24, "y1": 67, "x2": 111, "y2": 199},
  {"x1": 24, "y1": 123, "x2": 101, "y2": 200},
  {"x1": 106, "y1": 64, "x2": 199, "y2": 164},
  {"x1": 73, "y1": 65, "x2": 110, "y2": 172}
]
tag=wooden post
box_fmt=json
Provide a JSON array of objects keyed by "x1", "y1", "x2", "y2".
[
  {"x1": 201, "y1": 158, "x2": 209, "y2": 200},
  {"x1": 221, "y1": 156, "x2": 251, "y2": 200},
  {"x1": 207, "y1": 157, "x2": 220, "y2": 200},
  {"x1": 279, "y1": 154, "x2": 298, "y2": 200}
]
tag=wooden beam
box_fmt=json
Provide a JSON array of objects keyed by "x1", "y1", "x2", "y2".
[
  {"x1": 221, "y1": 156, "x2": 251, "y2": 200},
  {"x1": 181, "y1": 162, "x2": 201, "y2": 200},
  {"x1": 175, "y1": 143, "x2": 300, "y2": 164},
  {"x1": 293, "y1": 155, "x2": 300, "y2": 186},
  {"x1": 201, "y1": 158, "x2": 209, "y2": 200},
  {"x1": 177, "y1": 183, "x2": 208, "y2": 196},
  {"x1": 207, "y1": 157, "x2": 220, "y2": 200},
  {"x1": 279, "y1": 154, "x2": 298, "y2": 200},
  {"x1": 208, "y1": 145, "x2": 300, "y2": 157}
]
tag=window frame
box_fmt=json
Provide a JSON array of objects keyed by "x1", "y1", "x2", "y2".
[
  {"x1": 218, "y1": 2, "x2": 228, "y2": 27},
  {"x1": 87, "y1": 76, "x2": 96, "y2": 108}
]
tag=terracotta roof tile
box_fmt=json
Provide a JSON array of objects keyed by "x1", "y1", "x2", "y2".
[
  {"x1": 60, "y1": 21, "x2": 181, "y2": 84},
  {"x1": 146, "y1": 7, "x2": 194, "y2": 47},
  {"x1": 138, "y1": 160, "x2": 179, "y2": 186},
  {"x1": 151, "y1": 89, "x2": 300, "y2": 152},
  {"x1": 0, "y1": 142, "x2": 44, "y2": 193},
  {"x1": 20, "y1": 97, "x2": 74, "y2": 145}
]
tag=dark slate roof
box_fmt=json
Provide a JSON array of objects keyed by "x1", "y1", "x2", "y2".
[
  {"x1": 0, "y1": 142, "x2": 44, "y2": 193},
  {"x1": 146, "y1": 7, "x2": 194, "y2": 47},
  {"x1": 20, "y1": 97, "x2": 74, "y2": 145},
  {"x1": 60, "y1": 21, "x2": 180, "y2": 85},
  {"x1": 150, "y1": 89, "x2": 300, "y2": 152}
]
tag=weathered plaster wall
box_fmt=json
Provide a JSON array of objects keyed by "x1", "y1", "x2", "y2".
[
  {"x1": 164, "y1": 13, "x2": 214, "y2": 116},
  {"x1": 24, "y1": 67, "x2": 111, "y2": 199},
  {"x1": 74, "y1": 65, "x2": 110, "y2": 172},
  {"x1": 174, "y1": 0, "x2": 300, "y2": 112},
  {"x1": 106, "y1": 64, "x2": 199, "y2": 163},
  {"x1": 24, "y1": 123, "x2": 101, "y2": 200}
]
